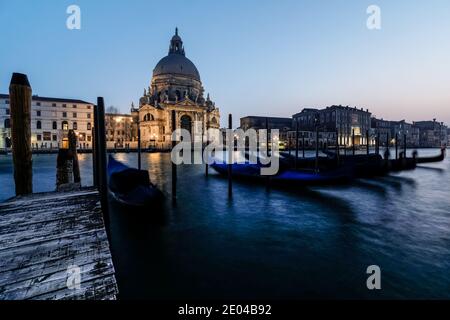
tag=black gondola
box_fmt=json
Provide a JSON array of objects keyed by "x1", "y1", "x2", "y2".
[
  {"x1": 107, "y1": 155, "x2": 164, "y2": 208},
  {"x1": 415, "y1": 147, "x2": 446, "y2": 164}
]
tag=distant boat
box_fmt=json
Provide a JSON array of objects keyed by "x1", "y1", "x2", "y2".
[
  {"x1": 107, "y1": 155, "x2": 164, "y2": 208},
  {"x1": 415, "y1": 147, "x2": 446, "y2": 164},
  {"x1": 210, "y1": 160, "x2": 352, "y2": 186}
]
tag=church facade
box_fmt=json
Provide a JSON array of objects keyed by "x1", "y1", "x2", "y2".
[{"x1": 137, "y1": 29, "x2": 220, "y2": 150}]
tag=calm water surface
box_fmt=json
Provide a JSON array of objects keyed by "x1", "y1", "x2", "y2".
[{"x1": 1, "y1": 149, "x2": 449, "y2": 299}]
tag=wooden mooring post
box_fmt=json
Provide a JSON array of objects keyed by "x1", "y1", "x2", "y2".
[
  {"x1": 352, "y1": 129, "x2": 355, "y2": 155},
  {"x1": 92, "y1": 126, "x2": 98, "y2": 187},
  {"x1": 137, "y1": 117, "x2": 142, "y2": 170},
  {"x1": 336, "y1": 129, "x2": 340, "y2": 165},
  {"x1": 395, "y1": 132, "x2": 399, "y2": 160},
  {"x1": 94, "y1": 97, "x2": 109, "y2": 237},
  {"x1": 228, "y1": 114, "x2": 233, "y2": 199},
  {"x1": 9, "y1": 73, "x2": 32, "y2": 195},
  {"x1": 366, "y1": 129, "x2": 370, "y2": 155},
  {"x1": 315, "y1": 126, "x2": 319, "y2": 172},
  {"x1": 295, "y1": 119, "x2": 299, "y2": 168},
  {"x1": 403, "y1": 133, "x2": 407, "y2": 156},
  {"x1": 171, "y1": 110, "x2": 177, "y2": 204}
]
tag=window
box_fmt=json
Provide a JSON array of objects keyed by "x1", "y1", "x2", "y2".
[
  {"x1": 52, "y1": 121, "x2": 57, "y2": 130},
  {"x1": 52, "y1": 135, "x2": 57, "y2": 141},
  {"x1": 87, "y1": 135, "x2": 92, "y2": 142},
  {"x1": 43, "y1": 132, "x2": 51, "y2": 141},
  {"x1": 5, "y1": 100, "x2": 9, "y2": 104},
  {"x1": 52, "y1": 103, "x2": 57, "y2": 107},
  {"x1": 62, "y1": 112, "x2": 67, "y2": 118},
  {"x1": 143, "y1": 113, "x2": 154, "y2": 121},
  {"x1": 36, "y1": 121, "x2": 42, "y2": 129},
  {"x1": 73, "y1": 104, "x2": 77, "y2": 108},
  {"x1": 4, "y1": 119, "x2": 10, "y2": 129},
  {"x1": 36, "y1": 134, "x2": 42, "y2": 141},
  {"x1": 37, "y1": 110, "x2": 41, "y2": 117},
  {"x1": 87, "y1": 113, "x2": 91, "y2": 119},
  {"x1": 6, "y1": 108, "x2": 9, "y2": 115},
  {"x1": 87, "y1": 123, "x2": 92, "y2": 130},
  {"x1": 62, "y1": 121, "x2": 69, "y2": 131},
  {"x1": 36, "y1": 102, "x2": 41, "y2": 106},
  {"x1": 73, "y1": 122, "x2": 77, "y2": 130},
  {"x1": 62, "y1": 104, "x2": 67, "y2": 108},
  {"x1": 73, "y1": 112, "x2": 77, "y2": 118},
  {"x1": 87, "y1": 105, "x2": 91, "y2": 109}
]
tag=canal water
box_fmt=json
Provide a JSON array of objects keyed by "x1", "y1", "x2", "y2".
[{"x1": 1, "y1": 149, "x2": 449, "y2": 299}]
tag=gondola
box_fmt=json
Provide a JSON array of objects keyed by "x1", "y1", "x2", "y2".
[
  {"x1": 210, "y1": 159, "x2": 353, "y2": 186},
  {"x1": 107, "y1": 155, "x2": 164, "y2": 208},
  {"x1": 415, "y1": 147, "x2": 446, "y2": 164}
]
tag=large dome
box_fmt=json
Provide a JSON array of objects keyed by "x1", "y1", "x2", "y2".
[
  {"x1": 152, "y1": 28, "x2": 201, "y2": 81},
  {"x1": 153, "y1": 54, "x2": 201, "y2": 81}
]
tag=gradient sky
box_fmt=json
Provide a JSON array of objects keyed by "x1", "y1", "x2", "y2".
[{"x1": 1, "y1": 0, "x2": 449, "y2": 127}]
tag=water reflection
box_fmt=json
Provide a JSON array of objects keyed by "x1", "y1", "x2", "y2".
[{"x1": 1, "y1": 149, "x2": 450, "y2": 299}]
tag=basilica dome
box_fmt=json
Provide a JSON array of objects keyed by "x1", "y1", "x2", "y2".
[{"x1": 152, "y1": 28, "x2": 201, "y2": 81}]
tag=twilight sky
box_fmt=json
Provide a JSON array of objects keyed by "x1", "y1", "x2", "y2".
[{"x1": 1, "y1": 0, "x2": 449, "y2": 127}]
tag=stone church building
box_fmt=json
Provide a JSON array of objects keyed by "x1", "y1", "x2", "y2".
[{"x1": 137, "y1": 29, "x2": 220, "y2": 149}]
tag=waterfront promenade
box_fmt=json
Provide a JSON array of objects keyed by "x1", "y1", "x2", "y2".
[{"x1": 0, "y1": 188, "x2": 118, "y2": 300}]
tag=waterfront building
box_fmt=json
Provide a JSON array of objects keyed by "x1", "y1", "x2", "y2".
[
  {"x1": 105, "y1": 112, "x2": 138, "y2": 149},
  {"x1": 137, "y1": 29, "x2": 220, "y2": 150},
  {"x1": 0, "y1": 94, "x2": 93, "y2": 150},
  {"x1": 293, "y1": 105, "x2": 372, "y2": 147},
  {"x1": 413, "y1": 120, "x2": 448, "y2": 148},
  {"x1": 239, "y1": 116, "x2": 292, "y2": 144},
  {"x1": 389, "y1": 120, "x2": 420, "y2": 148},
  {"x1": 371, "y1": 118, "x2": 391, "y2": 147}
]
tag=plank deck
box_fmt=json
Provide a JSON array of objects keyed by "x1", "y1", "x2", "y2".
[{"x1": 0, "y1": 188, "x2": 118, "y2": 300}]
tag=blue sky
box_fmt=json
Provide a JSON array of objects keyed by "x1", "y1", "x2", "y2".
[{"x1": 1, "y1": 0, "x2": 449, "y2": 126}]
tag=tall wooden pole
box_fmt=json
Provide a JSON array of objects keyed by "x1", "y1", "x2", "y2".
[
  {"x1": 95, "y1": 98, "x2": 109, "y2": 237},
  {"x1": 205, "y1": 117, "x2": 209, "y2": 177},
  {"x1": 137, "y1": 117, "x2": 142, "y2": 170},
  {"x1": 395, "y1": 132, "x2": 398, "y2": 160},
  {"x1": 315, "y1": 126, "x2": 319, "y2": 172},
  {"x1": 92, "y1": 125, "x2": 98, "y2": 187},
  {"x1": 403, "y1": 133, "x2": 407, "y2": 157},
  {"x1": 171, "y1": 110, "x2": 177, "y2": 204},
  {"x1": 352, "y1": 129, "x2": 355, "y2": 156},
  {"x1": 68, "y1": 130, "x2": 80, "y2": 183},
  {"x1": 366, "y1": 129, "x2": 370, "y2": 155},
  {"x1": 376, "y1": 132, "x2": 380, "y2": 155},
  {"x1": 9, "y1": 73, "x2": 32, "y2": 195},
  {"x1": 336, "y1": 128, "x2": 340, "y2": 165},
  {"x1": 228, "y1": 114, "x2": 233, "y2": 199},
  {"x1": 295, "y1": 119, "x2": 299, "y2": 168}
]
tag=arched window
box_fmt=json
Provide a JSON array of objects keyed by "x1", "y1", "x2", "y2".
[
  {"x1": 36, "y1": 120, "x2": 42, "y2": 129},
  {"x1": 143, "y1": 113, "x2": 154, "y2": 122},
  {"x1": 73, "y1": 122, "x2": 77, "y2": 130},
  {"x1": 87, "y1": 123, "x2": 92, "y2": 130},
  {"x1": 4, "y1": 119, "x2": 10, "y2": 129},
  {"x1": 62, "y1": 121, "x2": 69, "y2": 131},
  {"x1": 180, "y1": 115, "x2": 192, "y2": 133},
  {"x1": 211, "y1": 117, "x2": 218, "y2": 125},
  {"x1": 52, "y1": 121, "x2": 57, "y2": 130}
]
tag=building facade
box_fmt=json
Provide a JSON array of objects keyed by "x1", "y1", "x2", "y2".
[
  {"x1": 239, "y1": 116, "x2": 292, "y2": 142},
  {"x1": 389, "y1": 120, "x2": 420, "y2": 148},
  {"x1": 138, "y1": 29, "x2": 220, "y2": 150},
  {"x1": 0, "y1": 94, "x2": 94, "y2": 150},
  {"x1": 414, "y1": 120, "x2": 448, "y2": 148},
  {"x1": 105, "y1": 112, "x2": 138, "y2": 149},
  {"x1": 293, "y1": 105, "x2": 372, "y2": 146}
]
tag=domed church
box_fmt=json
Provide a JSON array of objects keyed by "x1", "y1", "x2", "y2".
[{"x1": 137, "y1": 28, "x2": 220, "y2": 149}]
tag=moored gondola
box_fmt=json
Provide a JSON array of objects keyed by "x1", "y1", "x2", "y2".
[
  {"x1": 107, "y1": 155, "x2": 164, "y2": 209},
  {"x1": 415, "y1": 147, "x2": 446, "y2": 164}
]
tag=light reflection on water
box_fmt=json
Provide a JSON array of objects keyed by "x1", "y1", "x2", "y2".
[{"x1": 0, "y1": 149, "x2": 449, "y2": 299}]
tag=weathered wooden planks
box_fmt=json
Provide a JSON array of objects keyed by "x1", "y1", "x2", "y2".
[{"x1": 0, "y1": 188, "x2": 118, "y2": 300}]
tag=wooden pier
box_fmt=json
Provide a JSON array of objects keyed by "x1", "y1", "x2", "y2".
[{"x1": 0, "y1": 188, "x2": 118, "y2": 300}]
